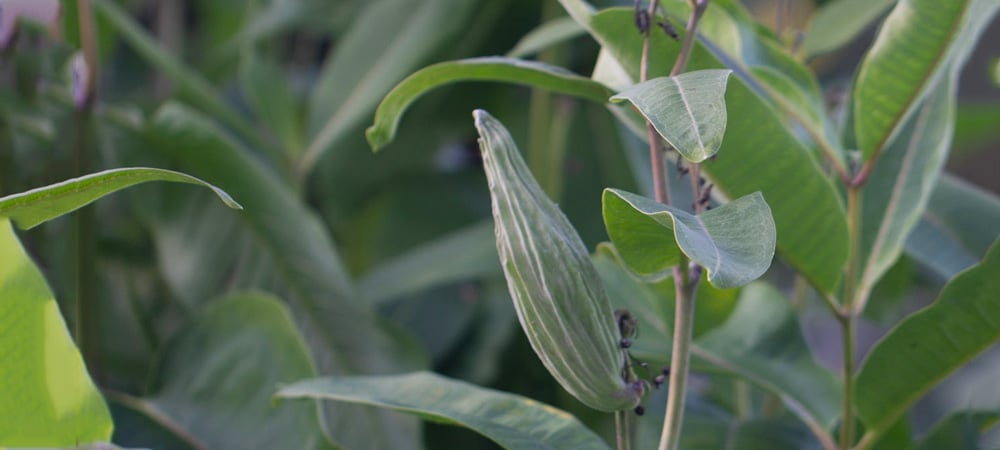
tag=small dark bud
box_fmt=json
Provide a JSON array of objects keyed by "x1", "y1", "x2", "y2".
[
  {"x1": 620, "y1": 338, "x2": 632, "y2": 349},
  {"x1": 662, "y1": 367, "x2": 671, "y2": 376},
  {"x1": 635, "y1": 9, "x2": 650, "y2": 34},
  {"x1": 634, "y1": 405, "x2": 646, "y2": 416},
  {"x1": 658, "y1": 20, "x2": 679, "y2": 40},
  {"x1": 653, "y1": 374, "x2": 666, "y2": 387}
]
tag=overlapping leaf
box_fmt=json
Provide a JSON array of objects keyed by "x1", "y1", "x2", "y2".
[
  {"x1": 557, "y1": 0, "x2": 849, "y2": 294},
  {"x1": 603, "y1": 189, "x2": 775, "y2": 289},
  {"x1": 277, "y1": 372, "x2": 611, "y2": 450},
  {"x1": 803, "y1": 0, "x2": 896, "y2": 57},
  {"x1": 610, "y1": 70, "x2": 732, "y2": 162}
]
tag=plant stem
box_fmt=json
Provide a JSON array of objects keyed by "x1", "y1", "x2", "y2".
[
  {"x1": 839, "y1": 186, "x2": 863, "y2": 449},
  {"x1": 615, "y1": 409, "x2": 632, "y2": 450},
  {"x1": 659, "y1": 263, "x2": 698, "y2": 450},
  {"x1": 74, "y1": 0, "x2": 100, "y2": 381},
  {"x1": 670, "y1": 0, "x2": 708, "y2": 78},
  {"x1": 839, "y1": 312, "x2": 856, "y2": 449}
]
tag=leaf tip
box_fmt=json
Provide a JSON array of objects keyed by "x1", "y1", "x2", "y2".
[{"x1": 365, "y1": 126, "x2": 387, "y2": 152}]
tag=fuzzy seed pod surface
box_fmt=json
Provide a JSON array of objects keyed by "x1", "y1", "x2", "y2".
[{"x1": 474, "y1": 109, "x2": 642, "y2": 412}]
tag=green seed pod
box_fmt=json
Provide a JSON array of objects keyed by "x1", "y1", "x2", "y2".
[{"x1": 474, "y1": 109, "x2": 643, "y2": 412}]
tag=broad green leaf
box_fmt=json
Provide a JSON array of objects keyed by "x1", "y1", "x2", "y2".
[
  {"x1": 855, "y1": 239, "x2": 1000, "y2": 437},
  {"x1": 853, "y1": 0, "x2": 998, "y2": 161},
  {"x1": 558, "y1": 1, "x2": 848, "y2": 293},
  {"x1": 91, "y1": 0, "x2": 269, "y2": 155},
  {"x1": 0, "y1": 168, "x2": 241, "y2": 230},
  {"x1": 916, "y1": 411, "x2": 999, "y2": 450},
  {"x1": 610, "y1": 70, "x2": 732, "y2": 162},
  {"x1": 0, "y1": 218, "x2": 112, "y2": 446},
  {"x1": 302, "y1": 0, "x2": 481, "y2": 172},
  {"x1": 603, "y1": 189, "x2": 775, "y2": 289},
  {"x1": 145, "y1": 103, "x2": 423, "y2": 450},
  {"x1": 276, "y1": 372, "x2": 611, "y2": 450},
  {"x1": 856, "y1": 74, "x2": 955, "y2": 300},
  {"x1": 507, "y1": 16, "x2": 586, "y2": 59},
  {"x1": 366, "y1": 57, "x2": 613, "y2": 151},
  {"x1": 109, "y1": 293, "x2": 335, "y2": 450},
  {"x1": 695, "y1": 283, "x2": 841, "y2": 436},
  {"x1": 904, "y1": 174, "x2": 1000, "y2": 280},
  {"x1": 803, "y1": 0, "x2": 896, "y2": 57},
  {"x1": 359, "y1": 221, "x2": 501, "y2": 305}
]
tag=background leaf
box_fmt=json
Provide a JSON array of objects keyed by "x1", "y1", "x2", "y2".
[
  {"x1": 277, "y1": 372, "x2": 611, "y2": 450},
  {"x1": 110, "y1": 293, "x2": 335, "y2": 450},
  {"x1": 0, "y1": 218, "x2": 113, "y2": 446},
  {"x1": 603, "y1": 189, "x2": 775, "y2": 289},
  {"x1": 0, "y1": 167, "x2": 241, "y2": 230},
  {"x1": 610, "y1": 70, "x2": 732, "y2": 162},
  {"x1": 855, "y1": 239, "x2": 1000, "y2": 437}
]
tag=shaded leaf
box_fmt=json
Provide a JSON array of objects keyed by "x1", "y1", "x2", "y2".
[
  {"x1": 366, "y1": 57, "x2": 613, "y2": 151},
  {"x1": 803, "y1": 0, "x2": 896, "y2": 57},
  {"x1": 145, "y1": 103, "x2": 423, "y2": 450},
  {"x1": 904, "y1": 174, "x2": 1000, "y2": 280},
  {"x1": 916, "y1": 411, "x2": 999, "y2": 450},
  {"x1": 277, "y1": 372, "x2": 611, "y2": 450},
  {"x1": 0, "y1": 218, "x2": 112, "y2": 446},
  {"x1": 91, "y1": 0, "x2": 268, "y2": 155},
  {"x1": 507, "y1": 16, "x2": 586, "y2": 59},
  {"x1": 359, "y1": 221, "x2": 501, "y2": 305},
  {"x1": 109, "y1": 293, "x2": 335, "y2": 450},
  {"x1": 856, "y1": 73, "x2": 954, "y2": 301},
  {"x1": 855, "y1": 239, "x2": 1000, "y2": 437},
  {"x1": 0, "y1": 167, "x2": 241, "y2": 230},
  {"x1": 695, "y1": 283, "x2": 841, "y2": 435},
  {"x1": 603, "y1": 189, "x2": 775, "y2": 289},
  {"x1": 610, "y1": 70, "x2": 732, "y2": 162},
  {"x1": 239, "y1": 51, "x2": 303, "y2": 155},
  {"x1": 558, "y1": 1, "x2": 849, "y2": 294},
  {"x1": 302, "y1": 0, "x2": 481, "y2": 171}
]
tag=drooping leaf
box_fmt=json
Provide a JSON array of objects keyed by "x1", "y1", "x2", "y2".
[
  {"x1": 904, "y1": 174, "x2": 1000, "y2": 280},
  {"x1": 803, "y1": 0, "x2": 896, "y2": 57},
  {"x1": 610, "y1": 70, "x2": 732, "y2": 162},
  {"x1": 366, "y1": 57, "x2": 613, "y2": 151},
  {"x1": 0, "y1": 167, "x2": 241, "y2": 230},
  {"x1": 507, "y1": 16, "x2": 586, "y2": 59},
  {"x1": 603, "y1": 189, "x2": 775, "y2": 289},
  {"x1": 359, "y1": 221, "x2": 501, "y2": 305},
  {"x1": 557, "y1": 1, "x2": 849, "y2": 294},
  {"x1": 276, "y1": 372, "x2": 611, "y2": 450},
  {"x1": 853, "y1": 0, "x2": 998, "y2": 161},
  {"x1": 854, "y1": 239, "x2": 1000, "y2": 438},
  {"x1": 694, "y1": 283, "x2": 842, "y2": 436},
  {"x1": 0, "y1": 218, "x2": 113, "y2": 446},
  {"x1": 302, "y1": 0, "x2": 481, "y2": 171},
  {"x1": 145, "y1": 102, "x2": 423, "y2": 450},
  {"x1": 856, "y1": 73, "x2": 955, "y2": 301},
  {"x1": 110, "y1": 293, "x2": 335, "y2": 450}
]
